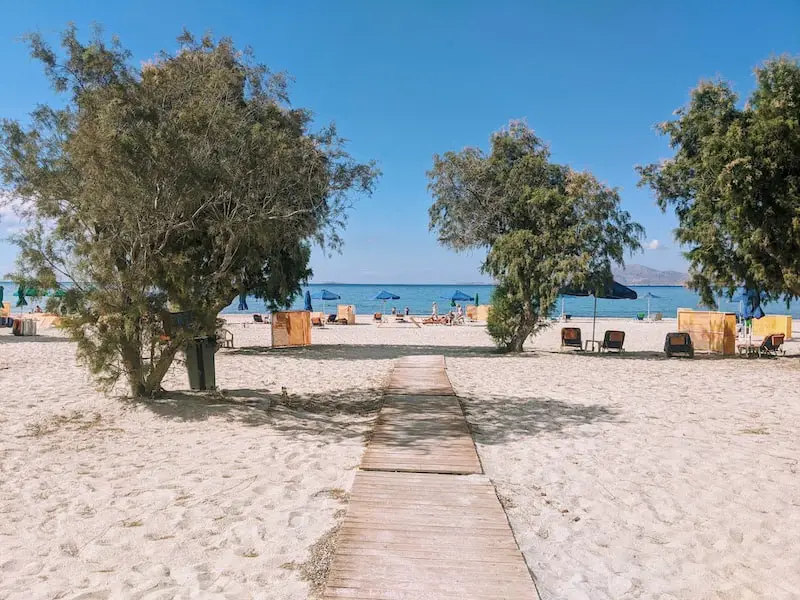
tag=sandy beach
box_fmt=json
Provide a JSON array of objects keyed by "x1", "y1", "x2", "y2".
[{"x1": 1, "y1": 315, "x2": 799, "y2": 599}]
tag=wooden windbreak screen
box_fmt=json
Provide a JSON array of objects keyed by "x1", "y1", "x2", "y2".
[
  {"x1": 677, "y1": 309, "x2": 737, "y2": 354},
  {"x1": 752, "y1": 315, "x2": 793, "y2": 339},
  {"x1": 271, "y1": 310, "x2": 311, "y2": 348}
]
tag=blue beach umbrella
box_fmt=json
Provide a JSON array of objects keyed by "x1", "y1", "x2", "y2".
[
  {"x1": 561, "y1": 280, "x2": 638, "y2": 348},
  {"x1": 375, "y1": 290, "x2": 400, "y2": 313},
  {"x1": 732, "y1": 290, "x2": 765, "y2": 320},
  {"x1": 441, "y1": 290, "x2": 474, "y2": 303},
  {"x1": 237, "y1": 293, "x2": 249, "y2": 311},
  {"x1": 641, "y1": 292, "x2": 660, "y2": 319},
  {"x1": 311, "y1": 289, "x2": 340, "y2": 314},
  {"x1": 304, "y1": 290, "x2": 313, "y2": 312}
]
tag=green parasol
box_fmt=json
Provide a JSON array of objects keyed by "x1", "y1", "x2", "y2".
[{"x1": 15, "y1": 287, "x2": 27, "y2": 307}]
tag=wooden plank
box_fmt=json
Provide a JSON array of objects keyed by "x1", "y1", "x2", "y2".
[
  {"x1": 324, "y1": 471, "x2": 537, "y2": 600},
  {"x1": 394, "y1": 355, "x2": 446, "y2": 369},
  {"x1": 386, "y1": 366, "x2": 454, "y2": 395},
  {"x1": 361, "y1": 396, "x2": 481, "y2": 474}
]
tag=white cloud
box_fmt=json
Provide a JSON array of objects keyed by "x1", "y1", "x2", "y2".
[{"x1": 645, "y1": 239, "x2": 667, "y2": 251}]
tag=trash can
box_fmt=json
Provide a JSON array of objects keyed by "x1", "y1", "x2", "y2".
[{"x1": 185, "y1": 336, "x2": 217, "y2": 390}]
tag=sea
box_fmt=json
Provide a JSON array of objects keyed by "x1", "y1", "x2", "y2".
[{"x1": 4, "y1": 281, "x2": 800, "y2": 319}]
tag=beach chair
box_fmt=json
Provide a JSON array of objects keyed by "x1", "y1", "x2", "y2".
[
  {"x1": 373, "y1": 312, "x2": 382, "y2": 323},
  {"x1": 327, "y1": 313, "x2": 337, "y2": 324},
  {"x1": 758, "y1": 333, "x2": 785, "y2": 357},
  {"x1": 216, "y1": 328, "x2": 234, "y2": 349},
  {"x1": 601, "y1": 330, "x2": 625, "y2": 352},
  {"x1": 635, "y1": 313, "x2": 645, "y2": 321},
  {"x1": 560, "y1": 327, "x2": 583, "y2": 351},
  {"x1": 665, "y1": 332, "x2": 694, "y2": 358},
  {"x1": 311, "y1": 313, "x2": 325, "y2": 327},
  {"x1": 253, "y1": 314, "x2": 264, "y2": 324},
  {"x1": 653, "y1": 312, "x2": 663, "y2": 321}
]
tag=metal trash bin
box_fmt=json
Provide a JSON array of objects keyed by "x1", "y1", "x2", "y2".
[{"x1": 185, "y1": 336, "x2": 217, "y2": 390}]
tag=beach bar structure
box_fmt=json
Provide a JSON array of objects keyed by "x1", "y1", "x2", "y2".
[
  {"x1": 677, "y1": 308, "x2": 737, "y2": 355},
  {"x1": 271, "y1": 310, "x2": 312, "y2": 348}
]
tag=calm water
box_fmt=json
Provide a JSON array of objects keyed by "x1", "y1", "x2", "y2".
[{"x1": 5, "y1": 281, "x2": 800, "y2": 319}]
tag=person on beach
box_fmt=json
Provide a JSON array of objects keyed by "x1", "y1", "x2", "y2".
[
  {"x1": 404, "y1": 307, "x2": 410, "y2": 316},
  {"x1": 432, "y1": 302, "x2": 438, "y2": 318}
]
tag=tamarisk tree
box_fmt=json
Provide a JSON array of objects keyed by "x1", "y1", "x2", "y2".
[
  {"x1": 428, "y1": 121, "x2": 642, "y2": 352},
  {"x1": 638, "y1": 57, "x2": 800, "y2": 306},
  {"x1": 0, "y1": 27, "x2": 378, "y2": 396}
]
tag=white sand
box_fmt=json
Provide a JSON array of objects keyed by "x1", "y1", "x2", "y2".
[{"x1": 1, "y1": 315, "x2": 799, "y2": 599}]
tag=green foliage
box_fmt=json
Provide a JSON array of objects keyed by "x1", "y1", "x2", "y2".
[
  {"x1": 429, "y1": 121, "x2": 643, "y2": 352},
  {"x1": 0, "y1": 27, "x2": 378, "y2": 396},
  {"x1": 637, "y1": 56, "x2": 800, "y2": 306}
]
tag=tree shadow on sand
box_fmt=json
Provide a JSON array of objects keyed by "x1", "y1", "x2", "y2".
[
  {"x1": 460, "y1": 394, "x2": 623, "y2": 445},
  {"x1": 230, "y1": 344, "x2": 533, "y2": 361},
  {"x1": 127, "y1": 387, "x2": 384, "y2": 443},
  {"x1": 121, "y1": 384, "x2": 615, "y2": 448},
  {"x1": 0, "y1": 333, "x2": 71, "y2": 344}
]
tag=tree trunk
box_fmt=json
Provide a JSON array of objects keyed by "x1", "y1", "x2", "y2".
[{"x1": 120, "y1": 341, "x2": 148, "y2": 397}]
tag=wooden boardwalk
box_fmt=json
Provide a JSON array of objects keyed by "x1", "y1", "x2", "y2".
[
  {"x1": 360, "y1": 396, "x2": 482, "y2": 474},
  {"x1": 324, "y1": 355, "x2": 538, "y2": 600}
]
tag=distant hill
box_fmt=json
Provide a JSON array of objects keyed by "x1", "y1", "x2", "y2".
[{"x1": 612, "y1": 264, "x2": 687, "y2": 286}]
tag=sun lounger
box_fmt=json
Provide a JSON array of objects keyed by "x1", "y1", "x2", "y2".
[
  {"x1": 665, "y1": 332, "x2": 694, "y2": 358},
  {"x1": 374, "y1": 313, "x2": 382, "y2": 322},
  {"x1": 560, "y1": 327, "x2": 583, "y2": 351},
  {"x1": 739, "y1": 333, "x2": 786, "y2": 357},
  {"x1": 311, "y1": 315, "x2": 324, "y2": 327},
  {"x1": 253, "y1": 314, "x2": 264, "y2": 324},
  {"x1": 636, "y1": 313, "x2": 645, "y2": 321},
  {"x1": 759, "y1": 333, "x2": 785, "y2": 357},
  {"x1": 601, "y1": 330, "x2": 625, "y2": 352}
]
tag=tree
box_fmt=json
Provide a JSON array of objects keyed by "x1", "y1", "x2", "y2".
[
  {"x1": 428, "y1": 121, "x2": 643, "y2": 352},
  {"x1": 0, "y1": 26, "x2": 378, "y2": 396},
  {"x1": 637, "y1": 56, "x2": 800, "y2": 307}
]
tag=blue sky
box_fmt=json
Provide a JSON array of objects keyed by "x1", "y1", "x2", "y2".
[{"x1": 1, "y1": 0, "x2": 798, "y2": 283}]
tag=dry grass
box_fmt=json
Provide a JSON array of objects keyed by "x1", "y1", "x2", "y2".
[{"x1": 21, "y1": 411, "x2": 113, "y2": 438}]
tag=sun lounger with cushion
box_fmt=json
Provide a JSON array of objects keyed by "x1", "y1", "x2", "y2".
[
  {"x1": 560, "y1": 327, "x2": 583, "y2": 351},
  {"x1": 601, "y1": 330, "x2": 625, "y2": 352},
  {"x1": 759, "y1": 333, "x2": 785, "y2": 357},
  {"x1": 665, "y1": 332, "x2": 694, "y2": 358}
]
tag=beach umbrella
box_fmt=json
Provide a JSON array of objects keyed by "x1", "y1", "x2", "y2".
[
  {"x1": 474, "y1": 292, "x2": 480, "y2": 307},
  {"x1": 237, "y1": 292, "x2": 249, "y2": 311},
  {"x1": 441, "y1": 290, "x2": 474, "y2": 303},
  {"x1": 0, "y1": 285, "x2": 3, "y2": 307},
  {"x1": 732, "y1": 290, "x2": 765, "y2": 320},
  {"x1": 560, "y1": 280, "x2": 638, "y2": 350},
  {"x1": 641, "y1": 292, "x2": 659, "y2": 320},
  {"x1": 311, "y1": 289, "x2": 340, "y2": 314},
  {"x1": 52, "y1": 288, "x2": 67, "y2": 298},
  {"x1": 304, "y1": 290, "x2": 313, "y2": 312},
  {"x1": 374, "y1": 290, "x2": 400, "y2": 313},
  {"x1": 15, "y1": 287, "x2": 27, "y2": 308},
  {"x1": 25, "y1": 287, "x2": 46, "y2": 297}
]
